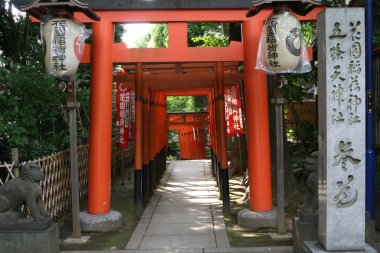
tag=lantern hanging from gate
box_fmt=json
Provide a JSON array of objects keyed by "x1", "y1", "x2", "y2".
[
  {"x1": 255, "y1": 6, "x2": 311, "y2": 74},
  {"x1": 41, "y1": 12, "x2": 90, "y2": 81},
  {"x1": 264, "y1": 10, "x2": 301, "y2": 71}
]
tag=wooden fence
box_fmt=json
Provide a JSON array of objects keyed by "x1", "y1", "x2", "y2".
[
  {"x1": 0, "y1": 144, "x2": 134, "y2": 220},
  {"x1": 284, "y1": 100, "x2": 317, "y2": 130}
]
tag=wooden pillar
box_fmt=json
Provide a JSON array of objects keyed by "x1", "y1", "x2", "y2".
[
  {"x1": 88, "y1": 21, "x2": 113, "y2": 214},
  {"x1": 134, "y1": 62, "x2": 143, "y2": 216},
  {"x1": 148, "y1": 91, "x2": 156, "y2": 194},
  {"x1": 243, "y1": 19, "x2": 272, "y2": 211},
  {"x1": 142, "y1": 84, "x2": 150, "y2": 202},
  {"x1": 216, "y1": 62, "x2": 230, "y2": 213}
]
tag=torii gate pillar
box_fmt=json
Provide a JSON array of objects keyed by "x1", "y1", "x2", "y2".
[
  {"x1": 80, "y1": 20, "x2": 123, "y2": 232},
  {"x1": 239, "y1": 18, "x2": 273, "y2": 225}
]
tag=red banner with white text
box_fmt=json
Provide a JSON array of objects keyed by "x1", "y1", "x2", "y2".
[
  {"x1": 116, "y1": 72, "x2": 130, "y2": 148},
  {"x1": 129, "y1": 89, "x2": 136, "y2": 143},
  {"x1": 224, "y1": 85, "x2": 244, "y2": 136}
]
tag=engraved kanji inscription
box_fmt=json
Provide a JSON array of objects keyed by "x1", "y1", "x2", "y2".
[
  {"x1": 334, "y1": 175, "x2": 358, "y2": 208},
  {"x1": 330, "y1": 43, "x2": 345, "y2": 60},
  {"x1": 332, "y1": 108, "x2": 344, "y2": 124},
  {"x1": 329, "y1": 22, "x2": 347, "y2": 39},
  {"x1": 333, "y1": 141, "x2": 361, "y2": 171}
]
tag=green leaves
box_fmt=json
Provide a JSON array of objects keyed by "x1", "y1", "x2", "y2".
[
  {"x1": 0, "y1": 60, "x2": 68, "y2": 161},
  {"x1": 188, "y1": 23, "x2": 229, "y2": 47},
  {"x1": 166, "y1": 96, "x2": 205, "y2": 113}
]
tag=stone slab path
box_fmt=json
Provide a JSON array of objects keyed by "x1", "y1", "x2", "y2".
[
  {"x1": 63, "y1": 160, "x2": 293, "y2": 253},
  {"x1": 126, "y1": 160, "x2": 230, "y2": 251}
]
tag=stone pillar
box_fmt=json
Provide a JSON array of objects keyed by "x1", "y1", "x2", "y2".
[{"x1": 304, "y1": 8, "x2": 375, "y2": 253}]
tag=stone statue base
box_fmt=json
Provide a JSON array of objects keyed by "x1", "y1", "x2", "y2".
[
  {"x1": 303, "y1": 241, "x2": 376, "y2": 253},
  {"x1": 0, "y1": 218, "x2": 52, "y2": 231},
  {"x1": 292, "y1": 210, "x2": 318, "y2": 253},
  {"x1": 0, "y1": 223, "x2": 59, "y2": 253}
]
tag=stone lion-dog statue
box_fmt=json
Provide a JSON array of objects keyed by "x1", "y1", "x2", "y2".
[{"x1": 0, "y1": 162, "x2": 51, "y2": 222}]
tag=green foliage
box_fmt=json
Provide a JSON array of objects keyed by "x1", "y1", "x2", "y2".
[
  {"x1": 281, "y1": 69, "x2": 317, "y2": 182},
  {"x1": 150, "y1": 24, "x2": 168, "y2": 48},
  {"x1": 166, "y1": 96, "x2": 205, "y2": 113},
  {"x1": 301, "y1": 22, "x2": 316, "y2": 47},
  {"x1": 0, "y1": 57, "x2": 68, "y2": 161},
  {"x1": 288, "y1": 121, "x2": 318, "y2": 182},
  {"x1": 114, "y1": 24, "x2": 126, "y2": 43},
  {"x1": 135, "y1": 33, "x2": 151, "y2": 48},
  {"x1": 191, "y1": 33, "x2": 228, "y2": 47},
  {"x1": 167, "y1": 96, "x2": 195, "y2": 112},
  {"x1": 166, "y1": 154, "x2": 175, "y2": 161},
  {"x1": 167, "y1": 130, "x2": 179, "y2": 157},
  {"x1": 132, "y1": 24, "x2": 168, "y2": 48},
  {"x1": 188, "y1": 23, "x2": 229, "y2": 47},
  {"x1": 0, "y1": 4, "x2": 91, "y2": 161},
  {"x1": 281, "y1": 69, "x2": 315, "y2": 103},
  {"x1": 137, "y1": 23, "x2": 231, "y2": 48}
]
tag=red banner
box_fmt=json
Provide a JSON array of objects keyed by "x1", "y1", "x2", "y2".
[
  {"x1": 116, "y1": 72, "x2": 130, "y2": 148},
  {"x1": 129, "y1": 89, "x2": 136, "y2": 142},
  {"x1": 224, "y1": 85, "x2": 244, "y2": 137}
]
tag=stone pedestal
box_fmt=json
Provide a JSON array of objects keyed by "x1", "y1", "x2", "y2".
[
  {"x1": 293, "y1": 211, "x2": 318, "y2": 253},
  {"x1": 0, "y1": 223, "x2": 59, "y2": 253},
  {"x1": 303, "y1": 241, "x2": 376, "y2": 253},
  {"x1": 365, "y1": 212, "x2": 376, "y2": 247},
  {"x1": 237, "y1": 208, "x2": 277, "y2": 229},
  {"x1": 80, "y1": 210, "x2": 123, "y2": 232}
]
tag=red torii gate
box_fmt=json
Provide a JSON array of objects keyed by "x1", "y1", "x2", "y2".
[
  {"x1": 168, "y1": 113, "x2": 208, "y2": 160},
  {"x1": 76, "y1": 7, "x2": 323, "y2": 216}
]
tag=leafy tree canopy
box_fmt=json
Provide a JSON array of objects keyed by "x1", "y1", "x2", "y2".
[
  {"x1": 166, "y1": 96, "x2": 205, "y2": 113},
  {"x1": 0, "y1": 2, "x2": 93, "y2": 161}
]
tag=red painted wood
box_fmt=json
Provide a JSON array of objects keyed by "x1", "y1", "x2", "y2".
[{"x1": 88, "y1": 21, "x2": 113, "y2": 214}]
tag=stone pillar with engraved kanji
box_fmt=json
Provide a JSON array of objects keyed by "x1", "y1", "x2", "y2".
[{"x1": 303, "y1": 8, "x2": 376, "y2": 253}]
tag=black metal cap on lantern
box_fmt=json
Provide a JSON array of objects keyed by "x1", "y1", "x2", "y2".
[
  {"x1": 20, "y1": 0, "x2": 100, "y2": 21},
  {"x1": 246, "y1": 0, "x2": 330, "y2": 17}
]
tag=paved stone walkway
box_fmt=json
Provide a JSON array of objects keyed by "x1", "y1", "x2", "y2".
[
  {"x1": 126, "y1": 160, "x2": 229, "y2": 251},
  {"x1": 63, "y1": 160, "x2": 293, "y2": 253},
  {"x1": 123, "y1": 160, "x2": 293, "y2": 253}
]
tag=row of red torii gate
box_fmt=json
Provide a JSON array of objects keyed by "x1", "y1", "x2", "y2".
[{"x1": 72, "y1": 6, "x2": 323, "y2": 215}]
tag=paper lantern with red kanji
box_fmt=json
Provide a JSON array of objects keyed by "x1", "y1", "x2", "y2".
[{"x1": 41, "y1": 18, "x2": 86, "y2": 80}]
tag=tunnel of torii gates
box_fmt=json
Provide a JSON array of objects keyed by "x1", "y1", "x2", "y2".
[
  {"x1": 168, "y1": 113, "x2": 208, "y2": 160},
  {"x1": 75, "y1": 7, "x2": 323, "y2": 216}
]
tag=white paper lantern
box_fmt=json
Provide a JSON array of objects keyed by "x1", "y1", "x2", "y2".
[
  {"x1": 42, "y1": 18, "x2": 85, "y2": 80},
  {"x1": 263, "y1": 10, "x2": 302, "y2": 72}
]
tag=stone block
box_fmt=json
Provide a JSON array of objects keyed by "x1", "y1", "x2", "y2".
[
  {"x1": 292, "y1": 216, "x2": 318, "y2": 253},
  {"x1": 80, "y1": 210, "x2": 123, "y2": 232},
  {"x1": 237, "y1": 208, "x2": 277, "y2": 229},
  {"x1": 317, "y1": 8, "x2": 366, "y2": 251},
  {"x1": 303, "y1": 241, "x2": 377, "y2": 253},
  {"x1": 297, "y1": 209, "x2": 318, "y2": 223},
  {"x1": 0, "y1": 223, "x2": 59, "y2": 253},
  {"x1": 365, "y1": 213, "x2": 376, "y2": 247}
]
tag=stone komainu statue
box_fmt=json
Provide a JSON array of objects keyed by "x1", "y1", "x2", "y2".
[
  {"x1": 0, "y1": 162, "x2": 51, "y2": 222},
  {"x1": 299, "y1": 151, "x2": 318, "y2": 214}
]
